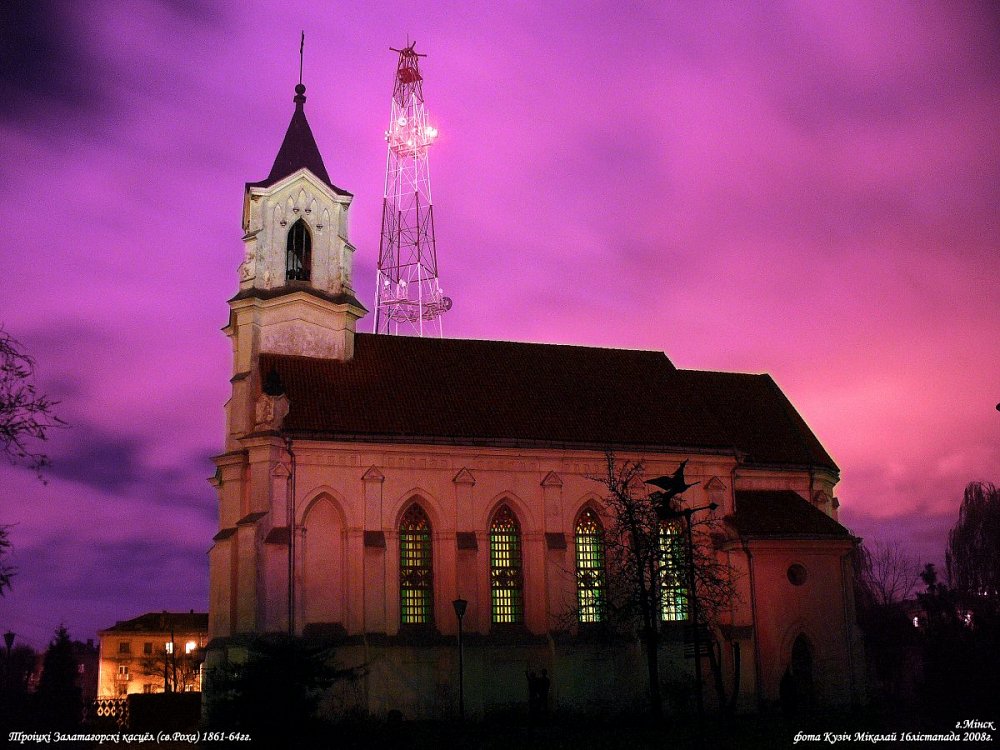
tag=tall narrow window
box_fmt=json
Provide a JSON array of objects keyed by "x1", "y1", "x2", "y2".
[
  {"x1": 286, "y1": 218, "x2": 312, "y2": 281},
  {"x1": 490, "y1": 505, "x2": 524, "y2": 624},
  {"x1": 660, "y1": 522, "x2": 689, "y2": 621},
  {"x1": 575, "y1": 508, "x2": 606, "y2": 623},
  {"x1": 399, "y1": 504, "x2": 433, "y2": 624}
]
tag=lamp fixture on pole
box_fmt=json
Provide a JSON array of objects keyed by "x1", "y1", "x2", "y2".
[
  {"x1": 654, "y1": 500, "x2": 718, "y2": 719},
  {"x1": 3, "y1": 630, "x2": 13, "y2": 692},
  {"x1": 452, "y1": 598, "x2": 468, "y2": 721}
]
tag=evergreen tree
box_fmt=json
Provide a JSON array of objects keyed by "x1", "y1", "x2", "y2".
[
  {"x1": 1, "y1": 643, "x2": 38, "y2": 731},
  {"x1": 34, "y1": 625, "x2": 81, "y2": 729}
]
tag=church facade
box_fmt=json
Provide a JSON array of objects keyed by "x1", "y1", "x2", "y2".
[{"x1": 206, "y1": 82, "x2": 865, "y2": 718}]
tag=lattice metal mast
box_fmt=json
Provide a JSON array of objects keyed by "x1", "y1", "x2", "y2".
[{"x1": 373, "y1": 42, "x2": 451, "y2": 336}]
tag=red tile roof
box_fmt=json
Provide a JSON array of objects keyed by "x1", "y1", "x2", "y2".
[
  {"x1": 674, "y1": 370, "x2": 838, "y2": 471},
  {"x1": 731, "y1": 490, "x2": 851, "y2": 538},
  {"x1": 260, "y1": 335, "x2": 728, "y2": 452},
  {"x1": 101, "y1": 612, "x2": 208, "y2": 633},
  {"x1": 258, "y1": 334, "x2": 837, "y2": 471}
]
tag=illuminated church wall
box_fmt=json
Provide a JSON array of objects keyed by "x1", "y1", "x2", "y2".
[{"x1": 209, "y1": 435, "x2": 859, "y2": 715}]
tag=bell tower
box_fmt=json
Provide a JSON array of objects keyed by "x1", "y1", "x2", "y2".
[{"x1": 223, "y1": 80, "x2": 367, "y2": 445}]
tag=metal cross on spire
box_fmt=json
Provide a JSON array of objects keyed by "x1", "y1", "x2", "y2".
[{"x1": 298, "y1": 31, "x2": 304, "y2": 85}]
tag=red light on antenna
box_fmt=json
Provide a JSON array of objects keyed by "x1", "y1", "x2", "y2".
[{"x1": 399, "y1": 66, "x2": 421, "y2": 84}]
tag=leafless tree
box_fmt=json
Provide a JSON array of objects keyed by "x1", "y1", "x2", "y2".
[
  {"x1": 0, "y1": 524, "x2": 13, "y2": 596},
  {"x1": 0, "y1": 327, "x2": 64, "y2": 479},
  {"x1": 591, "y1": 453, "x2": 738, "y2": 717},
  {"x1": 1, "y1": 328, "x2": 63, "y2": 596},
  {"x1": 856, "y1": 539, "x2": 921, "y2": 608},
  {"x1": 140, "y1": 647, "x2": 202, "y2": 693}
]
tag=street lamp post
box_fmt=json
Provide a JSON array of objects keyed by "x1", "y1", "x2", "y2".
[
  {"x1": 660, "y1": 503, "x2": 717, "y2": 719},
  {"x1": 285, "y1": 436, "x2": 297, "y2": 638},
  {"x1": 684, "y1": 504, "x2": 713, "y2": 718},
  {"x1": 3, "y1": 630, "x2": 14, "y2": 692},
  {"x1": 452, "y1": 598, "x2": 468, "y2": 721}
]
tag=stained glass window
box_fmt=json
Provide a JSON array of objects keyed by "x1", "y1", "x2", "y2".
[
  {"x1": 490, "y1": 505, "x2": 524, "y2": 624},
  {"x1": 575, "y1": 508, "x2": 606, "y2": 623},
  {"x1": 286, "y1": 218, "x2": 312, "y2": 281},
  {"x1": 400, "y1": 504, "x2": 433, "y2": 624},
  {"x1": 660, "y1": 522, "x2": 689, "y2": 621}
]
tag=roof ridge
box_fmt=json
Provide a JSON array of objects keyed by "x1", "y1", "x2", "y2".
[
  {"x1": 353, "y1": 332, "x2": 670, "y2": 355},
  {"x1": 677, "y1": 367, "x2": 770, "y2": 377}
]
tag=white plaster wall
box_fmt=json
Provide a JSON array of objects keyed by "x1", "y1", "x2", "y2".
[{"x1": 241, "y1": 172, "x2": 353, "y2": 295}]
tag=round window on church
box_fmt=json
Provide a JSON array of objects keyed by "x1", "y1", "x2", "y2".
[{"x1": 787, "y1": 563, "x2": 808, "y2": 586}]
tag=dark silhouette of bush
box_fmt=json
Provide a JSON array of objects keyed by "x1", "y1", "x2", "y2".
[
  {"x1": 205, "y1": 635, "x2": 362, "y2": 742},
  {"x1": 917, "y1": 562, "x2": 1000, "y2": 717},
  {"x1": 128, "y1": 692, "x2": 201, "y2": 732}
]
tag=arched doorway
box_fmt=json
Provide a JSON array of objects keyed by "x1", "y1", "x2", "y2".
[{"x1": 791, "y1": 634, "x2": 815, "y2": 708}]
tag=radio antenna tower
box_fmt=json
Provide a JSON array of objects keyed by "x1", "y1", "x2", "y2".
[{"x1": 374, "y1": 42, "x2": 452, "y2": 336}]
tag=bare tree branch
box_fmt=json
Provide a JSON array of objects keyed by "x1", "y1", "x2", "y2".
[
  {"x1": 0, "y1": 524, "x2": 15, "y2": 596},
  {"x1": 0, "y1": 326, "x2": 65, "y2": 480},
  {"x1": 857, "y1": 539, "x2": 921, "y2": 608},
  {"x1": 586, "y1": 453, "x2": 740, "y2": 715},
  {"x1": 140, "y1": 647, "x2": 202, "y2": 693}
]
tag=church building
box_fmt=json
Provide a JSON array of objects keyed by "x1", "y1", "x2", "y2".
[{"x1": 206, "y1": 81, "x2": 865, "y2": 718}]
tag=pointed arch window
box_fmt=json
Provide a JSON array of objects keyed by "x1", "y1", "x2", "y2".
[
  {"x1": 286, "y1": 218, "x2": 312, "y2": 281},
  {"x1": 399, "y1": 504, "x2": 433, "y2": 624},
  {"x1": 659, "y1": 521, "x2": 689, "y2": 621},
  {"x1": 575, "y1": 508, "x2": 606, "y2": 623},
  {"x1": 489, "y1": 505, "x2": 524, "y2": 624}
]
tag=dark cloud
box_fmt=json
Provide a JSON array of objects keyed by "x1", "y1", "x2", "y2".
[
  {"x1": 0, "y1": 0, "x2": 229, "y2": 134},
  {"x1": 18, "y1": 322, "x2": 113, "y2": 380},
  {"x1": 841, "y1": 508, "x2": 955, "y2": 571},
  {"x1": 45, "y1": 423, "x2": 146, "y2": 494},
  {"x1": 10, "y1": 533, "x2": 208, "y2": 641},
  {"x1": 0, "y1": 0, "x2": 107, "y2": 124},
  {"x1": 765, "y1": 5, "x2": 1000, "y2": 134},
  {"x1": 844, "y1": 463, "x2": 967, "y2": 516},
  {"x1": 152, "y1": 0, "x2": 227, "y2": 24},
  {"x1": 18, "y1": 534, "x2": 203, "y2": 597},
  {"x1": 41, "y1": 375, "x2": 87, "y2": 402},
  {"x1": 89, "y1": 537, "x2": 208, "y2": 601},
  {"x1": 44, "y1": 423, "x2": 215, "y2": 517}
]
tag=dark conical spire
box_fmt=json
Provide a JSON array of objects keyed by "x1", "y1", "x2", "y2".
[{"x1": 247, "y1": 83, "x2": 351, "y2": 196}]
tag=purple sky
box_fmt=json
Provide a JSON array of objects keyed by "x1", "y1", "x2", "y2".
[{"x1": 1, "y1": 0, "x2": 997, "y2": 649}]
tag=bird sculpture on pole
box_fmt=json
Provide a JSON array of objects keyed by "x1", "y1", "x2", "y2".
[{"x1": 646, "y1": 460, "x2": 700, "y2": 520}]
